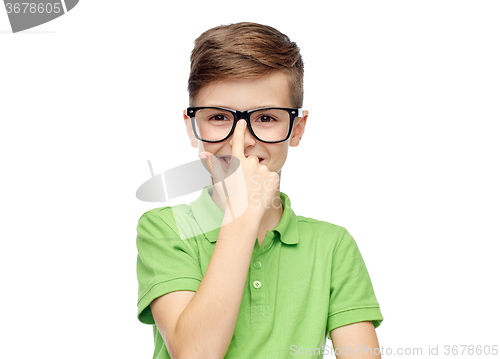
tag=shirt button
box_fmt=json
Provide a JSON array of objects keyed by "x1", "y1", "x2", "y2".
[
  {"x1": 252, "y1": 260, "x2": 261, "y2": 269},
  {"x1": 253, "y1": 280, "x2": 262, "y2": 289}
]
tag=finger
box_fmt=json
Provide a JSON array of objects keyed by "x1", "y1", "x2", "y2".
[
  {"x1": 230, "y1": 119, "x2": 246, "y2": 159},
  {"x1": 199, "y1": 151, "x2": 225, "y2": 182},
  {"x1": 246, "y1": 155, "x2": 259, "y2": 163}
]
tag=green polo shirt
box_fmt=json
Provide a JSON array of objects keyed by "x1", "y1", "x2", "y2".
[{"x1": 136, "y1": 185, "x2": 383, "y2": 359}]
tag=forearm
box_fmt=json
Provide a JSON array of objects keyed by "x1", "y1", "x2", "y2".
[{"x1": 173, "y1": 210, "x2": 260, "y2": 359}]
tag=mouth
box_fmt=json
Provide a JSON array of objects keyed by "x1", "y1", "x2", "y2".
[
  {"x1": 218, "y1": 156, "x2": 231, "y2": 170},
  {"x1": 219, "y1": 155, "x2": 264, "y2": 166}
]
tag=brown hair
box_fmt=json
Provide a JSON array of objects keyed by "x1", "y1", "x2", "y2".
[{"x1": 188, "y1": 22, "x2": 304, "y2": 108}]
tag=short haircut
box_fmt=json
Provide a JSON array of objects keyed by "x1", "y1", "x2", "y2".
[{"x1": 188, "y1": 22, "x2": 304, "y2": 108}]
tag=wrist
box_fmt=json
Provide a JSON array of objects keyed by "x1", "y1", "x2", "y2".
[{"x1": 222, "y1": 206, "x2": 263, "y2": 228}]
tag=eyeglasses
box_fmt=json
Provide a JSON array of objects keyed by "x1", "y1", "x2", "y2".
[{"x1": 187, "y1": 106, "x2": 303, "y2": 143}]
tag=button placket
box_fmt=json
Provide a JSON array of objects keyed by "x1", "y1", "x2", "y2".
[
  {"x1": 249, "y1": 230, "x2": 276, "y2": 322},
  {"x1": 251, "y1": 259, "x2": 262, "y2": 290},
  {"x1": 249, "y1": 256, "x2": 267, "y2": 322}
]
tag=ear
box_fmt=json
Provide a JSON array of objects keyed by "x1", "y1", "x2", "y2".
[
  {"x1": 289, "y1": 110, "x2": 308, "y2": 147},
  {"x1": 183, "y1": 109, "x2": 198, "y2": 148}
]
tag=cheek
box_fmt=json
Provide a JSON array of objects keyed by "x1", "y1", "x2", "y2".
[
  {"x1": 198, "y1": 142, "x2": 225, "y2": 155},
  {"x1": 268, "y1": 144, "x2": 289, "y2": 163}
]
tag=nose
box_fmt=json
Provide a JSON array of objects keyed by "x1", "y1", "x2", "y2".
[{"x1": 230, "y1": 119, "x2": 256, "y2": 147}]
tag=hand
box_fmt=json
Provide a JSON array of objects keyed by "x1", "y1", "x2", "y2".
[{"x1": 198, "y1": 120, "x2": 279, "y2": 222}]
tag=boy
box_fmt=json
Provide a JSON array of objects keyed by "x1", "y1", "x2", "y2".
[{"x1": 136, "y1": 22, "x2": 383, "y2": 359}]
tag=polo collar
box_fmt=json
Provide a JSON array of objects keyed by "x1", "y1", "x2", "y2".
[{"x1": 190, "y1": 185, "x2": 299, "y2": 245}]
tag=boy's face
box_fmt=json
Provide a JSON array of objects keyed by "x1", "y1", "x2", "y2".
[{"x1": 183, "y1": 71, "x2": 308, "y2": 175}]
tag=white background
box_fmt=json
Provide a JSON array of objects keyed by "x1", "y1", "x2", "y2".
[{"x1": 1, "y1": 1, "x2": 499, "y2": 358}]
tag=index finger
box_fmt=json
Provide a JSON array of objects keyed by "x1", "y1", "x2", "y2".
[{"x1": 231, "y1": 119, "x2": 246, "y2": 158}]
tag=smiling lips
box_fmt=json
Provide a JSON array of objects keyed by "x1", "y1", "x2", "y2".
[{"x1": 218, "y1": 155, "x2": 264, "y2": 167}]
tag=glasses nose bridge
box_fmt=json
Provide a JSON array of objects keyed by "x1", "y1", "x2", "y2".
[
  {"x1": 232, "y1": 110, "x2": 256, "y2": 143},
  {"x1": 234, "y1": 110, "x2": 250, "y2": 122}
]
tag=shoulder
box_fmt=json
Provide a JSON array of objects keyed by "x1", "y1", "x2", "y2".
[
  {"x1": 138, "y1": 203, "x2": 191, "y2": 226},
  {"x1": 136, "y1": 203, "x2": 194, "y2": 238},
  {"x1": 294, "y1": 214, "x2": 349, "y2": 248}
]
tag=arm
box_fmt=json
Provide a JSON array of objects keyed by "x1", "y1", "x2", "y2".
[
  {"x1": 151, "y1": 210, "x2": 259, "y2": 359},
  {"x1": 330, "y1": 321, "x2": 382, "y2": 359},
  {"x1": 150, "y1": 119, "x2": 279, "y2": 359},
  {"x1": 326, "y1": 228, "x2": 384, "y2": 353}
]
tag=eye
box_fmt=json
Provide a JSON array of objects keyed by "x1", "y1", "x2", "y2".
[
  {"x1": 208, "y1": 114, "x2": 230, "y2": 121},
  {"x1": 256, "y1": 115, "x2": 276, "y2": 123}
]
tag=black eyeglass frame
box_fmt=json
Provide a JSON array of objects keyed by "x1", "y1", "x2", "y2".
[{"x1": 186, "y1": 106, "x2": 303, "y2": 144}]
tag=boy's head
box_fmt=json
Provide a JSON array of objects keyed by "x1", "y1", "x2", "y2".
[
  {"x1": 188, "y1": 22, "x2": 304, "y2": 108},
  {"x1": 183, "y1": 22, "x2": 307, "y2": 177}
]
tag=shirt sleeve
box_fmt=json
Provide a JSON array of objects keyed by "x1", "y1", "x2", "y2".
[
  {"x1": 136, "y1": 209, "x2": 203, "y2": 325},
  {"x1": 326, "y1": 228, "x2": 383, "y2": 340}
]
